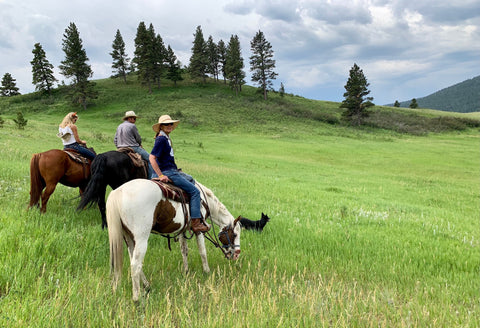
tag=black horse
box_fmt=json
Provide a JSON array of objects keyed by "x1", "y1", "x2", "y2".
[{"x1": 77, "y1": 150, "x2": 148, "y2": 228}]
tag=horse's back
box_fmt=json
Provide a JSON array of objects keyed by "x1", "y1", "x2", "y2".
[{"x1": 108, "y1": 179, "x2": 185, "y2": 234}]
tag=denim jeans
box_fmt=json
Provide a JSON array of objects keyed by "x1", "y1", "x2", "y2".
[
  {"x1": 131, "y1": 146, "x2": 153, "y2": 178},
  {"x1": 156, "y1": 169, "x2": 202, "y2": 219},
  {"x1": 64, "y1": 142, "x2": 96, "y2": 160}
]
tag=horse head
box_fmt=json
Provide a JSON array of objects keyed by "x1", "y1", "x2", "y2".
[{"x1": 218, "y1": 216, "x2": 242, "y2": 260}]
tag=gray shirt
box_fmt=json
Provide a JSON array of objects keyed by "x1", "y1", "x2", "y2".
[{"x1": 114, "y1": 121, "x2": 142, "y2": 148}]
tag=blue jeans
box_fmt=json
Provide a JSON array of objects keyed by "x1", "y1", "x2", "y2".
[
  {"x1": 131, "y1": 146, "x2": 153, "y2": 178},
  {"x1": 64, "y1": 142, "x2": 96, "y2": 160},
  {"x1": 154, "y1": 169, "x2": 202, "y2": 219}
]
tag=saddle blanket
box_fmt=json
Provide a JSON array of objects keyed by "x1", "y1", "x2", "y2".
[
  {"x1": 151, "y1": 180, "x2": 190, "y2": 203},
  {"x1": 63, "y1": 149, "x2": 90, "y2": 164}
]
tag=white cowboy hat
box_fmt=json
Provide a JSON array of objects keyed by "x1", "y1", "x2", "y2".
[
  {"x1": 152, "y1": 115, "x2": 180, "y2": 133},
  {"x1": 122, "y1": 111, "x2": 137, "y2": 120}
]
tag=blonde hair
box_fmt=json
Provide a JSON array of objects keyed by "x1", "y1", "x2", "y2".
[{"x1": 59, "y1": 112, "x2": 78, "y2": 128}]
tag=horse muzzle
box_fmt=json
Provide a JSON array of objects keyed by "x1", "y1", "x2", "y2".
[{"x1": 226, "y1": 249, "x2": 241, "y2": 260}]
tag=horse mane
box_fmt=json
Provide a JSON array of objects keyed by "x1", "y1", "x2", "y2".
[{"x1": 196, "y1": 182, "x2": 232, "y2": 226}]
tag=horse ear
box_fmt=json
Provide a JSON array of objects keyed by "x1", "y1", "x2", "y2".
[{"x1": 234, "y1": 216, "x2": 241, "y2": 225}]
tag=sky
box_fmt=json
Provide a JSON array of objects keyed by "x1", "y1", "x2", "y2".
[{"x1": 1, "y1": 0, "x2": 479, "y2": 105}]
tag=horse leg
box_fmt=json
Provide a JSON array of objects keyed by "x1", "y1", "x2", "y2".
[
  {"x1": 195, "y1": 233, "x2": 210, "y2": 273},
  {"x1": 179, "y1": 234, "x2": 189, "y2": 274},
  {"x1": 125, "y1": 236, "x2": 150, "y2": 292},
  {"x1": 40, "y1": 183, "x2": 57, "y2": 213},
  {"x1": 98, "y1": 188, "x2": 107, "y2": 229},
  {"x1": 129, "y1": 237, "x2": 149, "y2": 302}
]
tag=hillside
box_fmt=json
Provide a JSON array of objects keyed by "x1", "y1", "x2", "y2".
[
  {"x1": 1, "y1": 75, "x2": 479, "y2": 136},
  {"x1": 389, "y1": 75, "x2": 480, "y2": 113}
]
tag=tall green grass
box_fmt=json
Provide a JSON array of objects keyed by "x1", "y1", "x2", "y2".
[{"x1": 0, "y1": 79, "x2": 479, "y2": 327}]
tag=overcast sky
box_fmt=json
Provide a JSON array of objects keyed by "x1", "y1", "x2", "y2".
[{"x1": 1, "y1": 0, "x2": 479, "y2": 105}]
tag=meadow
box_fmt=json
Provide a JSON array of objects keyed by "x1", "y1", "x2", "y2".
[{"x1": 0, "y1": 79, "x2": 479, "y2": 327}]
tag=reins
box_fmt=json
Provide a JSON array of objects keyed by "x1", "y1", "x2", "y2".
[
  {"x1": 197, "y1": 186, "x2": 239, "y2": 258},
  {"x1": 158, "y1": 183, "x2": 239, "y2": 258}
]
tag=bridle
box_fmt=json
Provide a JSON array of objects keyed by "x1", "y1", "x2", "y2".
[{"x1": 197, "y1": 187, "x2": 240, "y2": 259}]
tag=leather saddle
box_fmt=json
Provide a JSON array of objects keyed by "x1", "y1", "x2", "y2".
[{"x1": 64, "y1": 149, "x2": 90, "y2": 164}]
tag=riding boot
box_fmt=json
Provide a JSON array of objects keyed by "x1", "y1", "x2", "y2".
[{"x1": 191, "y1": 218, "x2": 210, "y2": 233}]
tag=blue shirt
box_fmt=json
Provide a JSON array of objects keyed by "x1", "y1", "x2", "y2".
[{"x1": 151, "y1": 133, "x2": 177, "y2": 171}]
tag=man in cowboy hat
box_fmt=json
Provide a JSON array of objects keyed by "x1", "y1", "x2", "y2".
[
  {"x1": 114, "y1": 110, "x2": 153, "y2": 178},
  {"x1": 149, "y1": 115, "x2": 210, "y2": 233}
]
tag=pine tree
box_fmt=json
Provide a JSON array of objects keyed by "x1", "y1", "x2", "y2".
[
  {"x1": 152, "y1": 30, "x2": 167, "y2": 89},
  {"x1": 249, "y1": 30, "x2": 278, "y2": 100},
  {"x1": 189, "y1": 26, "x2": 208, "y2": 83},
  {"x1": 133, "y1": 22, "x2": 151, "y2": 92},
  {"x1": 0, "y1": 73, "x2": 21, "y2": 97},
  {"x1": 110, "y1": 29, "x2": 130, "y2": 83},
  {"x1": 13, "y1": 112, "x2": 28, "y2": 130},
  {"x1": 133, "y1": 22, "x2": 161, "y2": 93},
  {"x1": 206, "y1": 36, "x2": 219, "y2": 81},
  {"x1": 340, "y1": 63, "x2": 374, "y2": 125},
  {"x1": 394, "y1": 100, "x2": 400, "y2": 107},
  {"x1": 59, "y1": 22, "x2": 97, "y2": 109},
  {"x1": 279, "y1": 82, "x2": 285, "y2": 97},
  {"x1": 225, "y1": 35, "x2": 245, "y2": 95},
  {"x1": 217, "y1": 39, "x2": 227, "y2": 84},
  {"x1": 409, "y1": 98, "x2": 418, "y2": 109},
  {"x1": 31, "y1": 43, "x2": 57, "y2": 94},
  {"x1": 165, "y1": 45, "x2": 183, "y2": 87}
]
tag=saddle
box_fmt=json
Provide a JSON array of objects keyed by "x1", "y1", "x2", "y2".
[
  {"x1": 151, "y1": 179, "x2": 190, "y2": 203},
  {"x1": 117, "y1": 147, "x2": 144, "y2": 168},
  {"x1": 64, "y1": 149, "x2": 90, "y2": 164}
]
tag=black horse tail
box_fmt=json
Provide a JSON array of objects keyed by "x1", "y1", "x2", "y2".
[{"x1": 77, "y1": 153, "x2": 108, "y2": 211}]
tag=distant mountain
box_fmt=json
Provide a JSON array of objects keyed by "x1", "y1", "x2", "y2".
[{"x1": 387, "y1": 75, "x2": 480, "y2": 113}]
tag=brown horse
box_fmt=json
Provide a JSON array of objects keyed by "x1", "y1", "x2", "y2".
[{"x1": 29, "y1": 149, "x2": 92, "y2": 213}]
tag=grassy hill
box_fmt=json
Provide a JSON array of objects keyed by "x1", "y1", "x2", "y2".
[
  {"x1": 1, "y1": 75, "x2": 479, "y2": 137},
  {"x1": 389, "y1": 75, "x2": 480, "y2": 113}
]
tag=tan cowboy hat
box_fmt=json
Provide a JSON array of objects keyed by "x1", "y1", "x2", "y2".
[
  {"x1": 122, "y1": 110, "x2": 137, "y2": 120},
  {"x1": 152, "y1": 115, "x2": 180, "y2": 133}
]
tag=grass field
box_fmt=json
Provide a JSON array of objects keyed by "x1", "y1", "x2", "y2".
[{"x1": 0, "y1": 79, "x2": 479, "y2": 327}]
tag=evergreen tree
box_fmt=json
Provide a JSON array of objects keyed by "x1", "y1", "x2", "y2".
[
  {"x1": 394, "y1": 100, "x2": 400, "y2": 107},
  {"x1": 225, "y1": 34, "x2": 245, "y2": 95},
  {"x1": 217, "y1": 39, "x2": 227, "y2": 84},
  {"x1": 249, "y1": 30, "x2": 278, "y2": 100},
  {"x1": 133, "y1": 22, "x2": 163, "y2": 93},
  {"x1": 59, "y1": 22, "x2": 97, "y2": 109},
  {"x1": 31, "y1": 43, "x2": 57, "y2": 94},
  {"x1": 409, "y1": 98, "x2": 418, "y2": 109},
  {"x1": 110, "y1": 29, "x2": 130, "y2": 83},
  {"x1": 152, "y1": 29, "x2": 167, "y2": 89},
  {"x1": 0, "y1": 73, "x2": 21, "y2": 96},
  {"x1": 189, "y1": 26, "x2": 208, "y2": 83},
  {"x1": 13, "y1": 111, "x2": 28, "y2": 130},
  {"x1": 133, "y1": 22, "x2": 151, "y2": 92},
  {"x1": 279, "y1": 82, "x2": 285, "y2": 97},
  {"x1": 340, "y1": 63, "x2": 374, "y2": 125},
  {"x1": 206, "y1": 36, "x2": 219, "y2": 81},
  {"x1": 165, "y1": 45, "x2": 183, "y2": 86}
]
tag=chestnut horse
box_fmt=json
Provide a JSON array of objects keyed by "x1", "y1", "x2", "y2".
[{"x1": 29, "y1": 149, "x2": 92, "y2": 213}]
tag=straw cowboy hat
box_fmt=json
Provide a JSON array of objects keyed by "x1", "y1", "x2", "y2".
[
  {"x1": 122, "y1": 111, "x2": 137, "y2": 120},
  {"x1": 152, "y1": 115, "x2": 180, "y2": 133}
]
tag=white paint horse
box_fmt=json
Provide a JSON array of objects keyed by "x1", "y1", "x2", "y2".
[{"x1": 106, "y1": 178, "x2": 242, "y2": 301}]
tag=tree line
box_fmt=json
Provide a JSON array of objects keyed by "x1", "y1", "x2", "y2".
[
  {"x1": 1, "y1": 21, "x2": 376, "y2": 125},
  {"x1": 0, "y1": 22, "x2": 279, "y2": 106}
]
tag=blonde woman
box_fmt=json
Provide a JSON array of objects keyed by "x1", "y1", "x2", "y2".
[{"x1": 58, "y1": 112, "x2": 95, "y2": 160}]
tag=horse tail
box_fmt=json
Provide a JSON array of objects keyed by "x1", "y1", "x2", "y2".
[
  {"x1": 29, "y1": 153, "x2": 43, "y2": 208},
  {"x1": 107, "y1": 188, "x2": 124, "y2": 289},
  {"x1": 77, "y1": 153, "x2": 108, "y2": 210}
]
